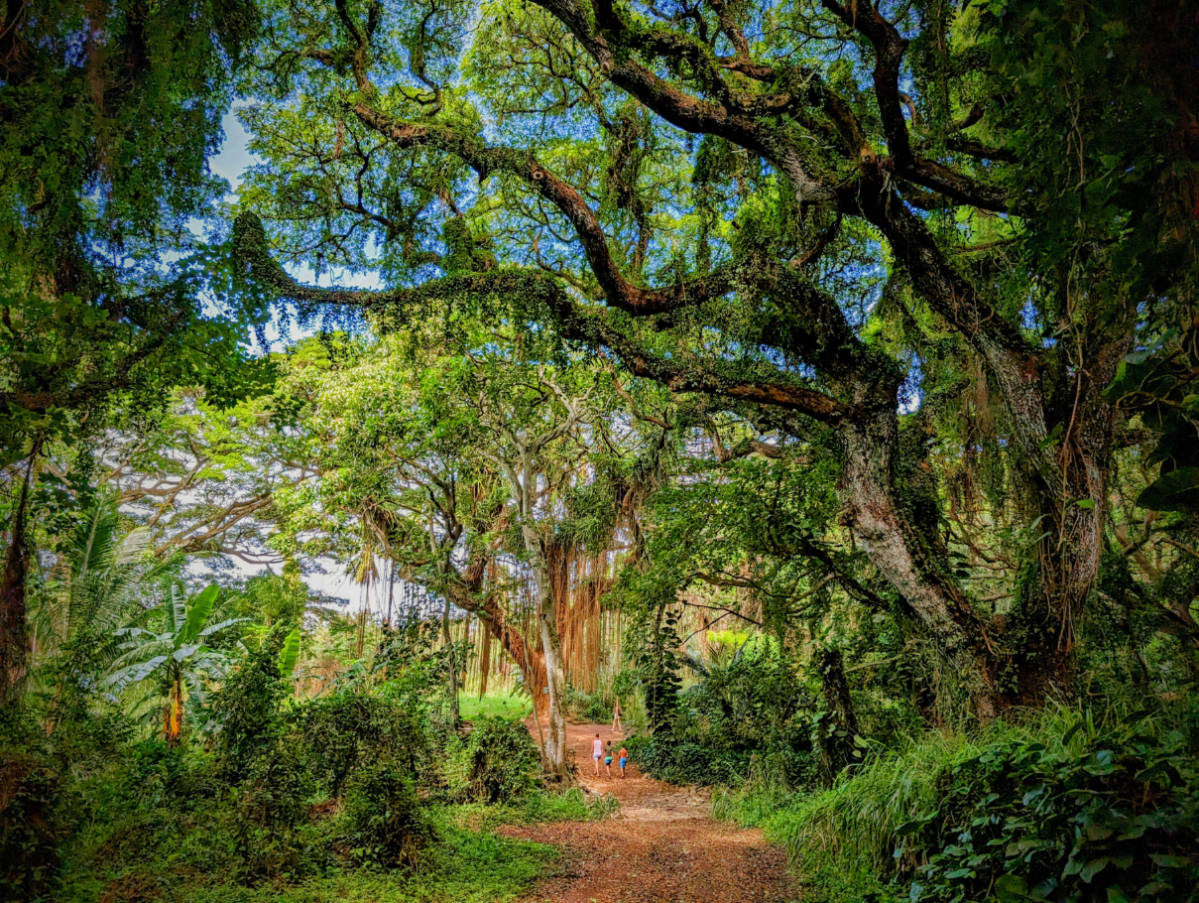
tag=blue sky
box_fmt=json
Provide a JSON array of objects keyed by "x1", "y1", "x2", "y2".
[{"x1": 211, "y1": 110, "x2": 256, "y2": 192}]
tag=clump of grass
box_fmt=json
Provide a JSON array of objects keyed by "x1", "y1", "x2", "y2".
[
  {"x1": 458, "y1": 690, "x2": 532, "y2": 723},
  {"x1": 448, "y1": 787, "x2": 619, "y2": 832}
]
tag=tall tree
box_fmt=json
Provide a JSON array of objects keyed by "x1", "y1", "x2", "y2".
[
  {"x1": 269, "y1": 327, "x2": 649, "y2": 771},
  {"x1": 0, "y1": 0, "x2": 262, "y2": 703},
  {"x1": 235, "y1": 0, "x2": 1197, "y2": 711}
]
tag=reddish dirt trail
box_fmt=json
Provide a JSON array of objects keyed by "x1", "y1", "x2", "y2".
[{"x1": 501, "y1": 721, "x2": 796, "y2": 903}]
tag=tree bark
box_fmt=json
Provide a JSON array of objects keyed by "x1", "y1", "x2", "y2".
[
  {"x1": 441, "y1": 595, "x2": 459, "y2": 726},
  {"x1": 0, "y1": 447, "x2": 36, "y2": 706},
  {"x1": 817, "y1": 647, "x2": 860, "y2": 778},
  {"x1": 836, "y1": 379, "x2": 1000, "y2": 717},
  {"x1": 524, "y1": 530, "x2": 570, "y2": 775},
  {"x1": 1005, "y1": 329, "x2": 1130, "y2": 702}
]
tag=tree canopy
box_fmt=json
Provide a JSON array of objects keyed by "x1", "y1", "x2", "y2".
[{"x1": 2, "y1": 2, "x2": 1198, "y2": 901}]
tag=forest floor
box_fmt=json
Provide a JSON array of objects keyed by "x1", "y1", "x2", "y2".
[{"x1": 501, "y1": 721, "x2": 795, "y2": 903}]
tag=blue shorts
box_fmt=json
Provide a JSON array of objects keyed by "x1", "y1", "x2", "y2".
[
  {"x1": 605, "y1": 756, "x2": 612, "y2": 765},
  {"x1": 619, "y1": 757, "x2": 628, "y2": 768}
]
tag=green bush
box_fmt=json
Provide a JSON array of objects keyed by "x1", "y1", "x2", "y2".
[
  {"x1": 0, "y1": 744, "x2": 61, "y2": 900},
  {"x1": 441, "y1": 718, "x2": 541, "y2": 804},
  {"x1": 719, "y1": 705, "x2": 1199, "y2": 903},
  {"x1": 230, "y1": 742, "x2": 318, "y2": 878},
  {"x1": 564, "y1": 686, "x2": 610, "y2": 723},
  {"x1": 298, "y1": 691, "x2": 427, "y2": 796},
  {"x1": 624, "y1": 733, "x2": 751, "y2": 786},
  {"x1": 210, "y1": 636, "x2": 291, "y2": 784},
  {"x1": 624, "y1": 638, "x2": 820, "y2": 790},
  {"x1": 902, "y1": 711, "x2": 1199, "y2": 903},
  {"x1": 342, "y1": 761, "x2": 433, "y2": 868}
]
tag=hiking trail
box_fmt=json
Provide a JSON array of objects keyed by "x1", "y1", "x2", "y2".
[{"x1": 502, "y1": 721, "x2": 796, "y2": 903}]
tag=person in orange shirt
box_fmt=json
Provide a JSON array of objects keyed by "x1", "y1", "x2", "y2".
[{"x1": 617, "y1": 745, "x2": 629, "y2": 778}]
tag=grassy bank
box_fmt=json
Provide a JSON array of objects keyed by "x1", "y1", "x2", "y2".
[
  {"x1": 47, "y1": 787, "x2": 618, "y2": 903},
  {"x1": 713, "y1": 703, "x2": 1199, "y2": 903},
  {"x1": 54, "y1": 820, "x2": 557, "y2": 903}
]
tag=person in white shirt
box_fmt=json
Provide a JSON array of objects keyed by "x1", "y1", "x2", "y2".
[{"x1": 592, "y1": 733, "x2": 603, "y2": 775}]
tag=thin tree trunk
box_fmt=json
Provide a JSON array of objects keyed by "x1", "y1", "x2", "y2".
[
  {"x1": 478, "y1": 619, "x2": 492, "y2": 697},
  {"x1": 164, "y1": 674, "x2": 183, "y2": 745},
  {"x1": 817, "y1": 647, "x2": 860, "y2": 779},
  {"x1": 442, "y1": 595, "x2": 459, "y2": 726}
]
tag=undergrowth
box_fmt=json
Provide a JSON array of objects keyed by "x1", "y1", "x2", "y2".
[
  {"x1": 50, "y1": 819, "x2": 556, "y2": 903},
  {"x1": 448, "y1": 787, "x2": 620, "y2": 832},
  {"x1": 457, "y1": 690, "x2": 532, "y2": 723},
  {"x1": 713, "y1": 702, "x2": 1199, "y2": 903}
]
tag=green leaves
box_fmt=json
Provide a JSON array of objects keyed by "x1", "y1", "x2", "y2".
[
  {"x1": 105, "y1": 583, "x2": 248, "y2": 735},
  {"x1": 181, "y1": 585, "x2": 220, "y2": 647},
  {"x1": 277, "y1": 628, "x2": 302, "y2": 678},
  {"x1": 900, "y1": 710, "x2": 1199, "y2": 903}
]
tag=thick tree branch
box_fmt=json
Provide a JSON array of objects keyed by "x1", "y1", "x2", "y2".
[
  {"x1": 350, "y1": 106, "x2": 738, "y2": 314},
  {"x1": 821, "y1": 0, "x2": 1008, "y2": 212}
]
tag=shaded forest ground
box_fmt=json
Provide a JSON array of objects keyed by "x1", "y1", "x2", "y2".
[{"x1": 502, "y1": 721, "x2": 795, "y2": 903}]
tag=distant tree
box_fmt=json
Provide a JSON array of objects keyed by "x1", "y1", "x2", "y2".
[{"x1": 262, "y1": 327, "x2": 654, "y2": 772}]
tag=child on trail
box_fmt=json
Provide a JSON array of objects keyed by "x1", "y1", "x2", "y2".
[
  {"x1": 618, "y1": 745, "x2": 629, "y2": 778},
  {"x1": 592, "y1": 733, "x2": 603, "y2": 776},
  {"x1": 604, "y1": 740, "x2": 614, "y2": 778}
]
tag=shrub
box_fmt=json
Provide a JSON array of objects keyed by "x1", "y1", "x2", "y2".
[
  {"x1": 902, "y1": 712, "x2": 1199, "y2": 903},
  {"x1": 726, "y1": 704, "x2": 1199, "y2": 903},
  {"x1": 624, "y1": 734, "x2": 751, "y2": 786},
  {"x1": 0, "y1": 746, "x2": 61, "y2": 899},
  {"x1": 210, "y1": 636, "x2": 291, "y2": 784},
  {"x1": 229, "y1": 741, "x2": 317, "y2": 878},
  {"x1": 342, "y1": 761, "x2": 433, "y2": 868},
  {"x1": 441, "y1": 718, "x2": 540, "y2": 804},
  {"x1": 298, "y1": 691, "x2": 426, "y2": 796},
  {"x1": 564, "y1": 686, "x2": 610, "y2": 723}
]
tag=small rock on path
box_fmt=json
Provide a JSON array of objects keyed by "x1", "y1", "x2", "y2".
[{"x1": 501, "y1": 721, "x2": 796, "y2": 903}]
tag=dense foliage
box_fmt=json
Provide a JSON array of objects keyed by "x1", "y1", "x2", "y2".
[
  {"x1": 2, "y1": 0, "x2": 1197, "y2": 900},
  {"x1": 715, "y1": 703, "x2": 1199, "y2": 903}
]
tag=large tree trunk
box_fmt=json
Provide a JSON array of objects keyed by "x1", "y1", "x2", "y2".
[
  {"x1": 860, "y1": 182, "x2": 1136, "y2": 707},
  {"x1": 0, "y1": 449, "x2": 35, "y2": 706},
  {"x1": 837, "y1": 388, "x2": 1000, "y2": 718},
  {"x1": 1005, "y1": 330, "x2": 1129, "y2": 702},
  {"x1": 524, "y1": 532, "x2": 569, "y2": 775},
  {"x1": 535, "y1": 597, "x2": 569, "y2": 773}
]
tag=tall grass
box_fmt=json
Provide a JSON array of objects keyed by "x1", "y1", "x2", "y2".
[{"x1": 458, "y1": 689, "x2": 532, "y2": 722}]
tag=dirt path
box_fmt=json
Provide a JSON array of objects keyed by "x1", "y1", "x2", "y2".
[{"x1": 501, "y1": 722, "x2": 795, "y2": 903}]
